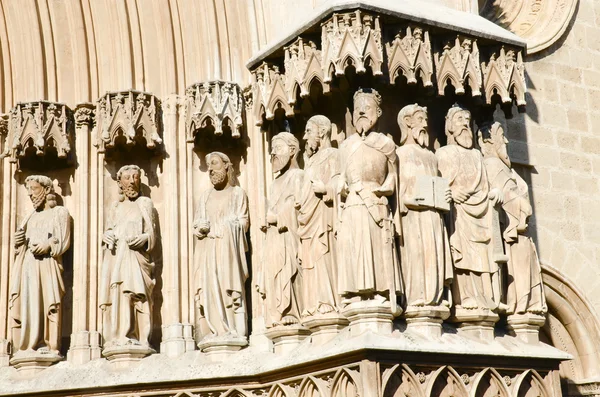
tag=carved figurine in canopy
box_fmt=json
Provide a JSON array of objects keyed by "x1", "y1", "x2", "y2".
[
  {"x1": 478, "y1": 122, "x2": 547, "y2": 342},
  {"x1": 100, "y1": 165, "x2": 158, "y2": 362},
  {"x1": 9, "y1": 176, "x2": 71, "y2": 369},
  {"x1": 336, "y1": 88, "x2": 403, "y2": 334},
  {"x1": 192, "y1": 152, "x2": 250, "y2": 352},
  {"x1": 396, "y1": 104, "x2": 453, "y2": 334},
  {"x1": 435, "y1": 105, "x2": 503, "y2": 329}
]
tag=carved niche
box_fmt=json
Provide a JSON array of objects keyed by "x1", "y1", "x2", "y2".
[
  {"x1": 321, "y1": 10, "x2": 383, "y2": 81},
  {"x1": 95, "y1": 90, "x2": 162, "y2": 152},
  {"x1": 252, "y1": 63, "x2": 294, "y2": 127},
  {"x1": 385, "y1": 26, "x2": 433, "y2": 87},
  {"x1": 1, "y1": 101, "x2": 73, "y2": 165},
  {"x1": 434, "y1": 37, "x2": 482, "y2": 97},
  {"x1": 284, "y1": 37, "x2": 327, "y2": 103},
  {"x1": 482, "y1": 47, "x2": 527, "y2": 106},
  {"x1": 185, "y1": 81, "x2": 244, "y2": 141}
]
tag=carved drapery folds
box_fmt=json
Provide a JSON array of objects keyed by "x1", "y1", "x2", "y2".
[
  {"x1": 252, "y1": 63, "x2": 294, "y2": 127},
  {"x1": 321, "y1": 10, "x2": 383, "y2": 79},
  {"x1": 482, "y1": 47, "x2": 527, "y2": 106},
  {"x1": 185, "y1": 81, "x2": 244, "y2": 141},
  {"x1": 434, "y1": 37, "x2": 482, "y2": 96},
  {"x1": 1, "y1": 101, "x2": 73, "y2": 165},
  {"x1": 284, "y1": 38, "x2": 327, "y2": 102},
  {"x1": 386, "y1": 27, "x2": 433, "y2": 87},
  {"x1": 95, "y1": 90, "x2": 162, "y2": 152}
]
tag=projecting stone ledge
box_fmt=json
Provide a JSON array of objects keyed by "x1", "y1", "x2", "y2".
[{"x1": 0, "y1": 327, "x2": 569, "y2": 397}]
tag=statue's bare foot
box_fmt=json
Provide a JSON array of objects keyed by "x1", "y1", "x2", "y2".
[
  {"x1": 409, "y1": 299, "x2": 426, "y2": 307},
  {"x1": 460, "y1": 298, "x2": 478, "y2": 310},
  {"x1": 280, "y1": 315, "x2": 299, "y2": 325},
  {"x1": 441, "y1": 299, "x2": 451, "y2": 308},
  {"x1": 317, "y1": 303, "x2": 336, "y2": 314}
]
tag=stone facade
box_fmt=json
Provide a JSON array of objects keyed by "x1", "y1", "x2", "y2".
[{"x1": 0, "y1": 0, "x2": 595, "y2": 396}]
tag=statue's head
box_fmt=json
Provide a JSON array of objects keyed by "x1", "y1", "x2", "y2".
[
  {"x1": 25, "y1": 175, "x2": 56, "y2": 210},
  {"x1": 206, "y1": 151, "x2": 234, "y2": 189},
  {"x1": 478, "y1": 121, "x2": 511, "y2": 167},
  {"x1": 398, "y1": 104, "x2": 429, "y2": 147},
  {"x1": 445, "y1": 104, "x2": 473, "y2": 149},
  {"x1": 117, "y1": 165, "x2": 141, "y2": 201},
  {"x1": 271, "y1": 132, "x2": 300, "y2": 173},
  {"x1": 303, "y1": 115, "x2": 332, "y2": 158},
  {"x1": 352, "y1": 88, "x2": 382, "y2": 136}
]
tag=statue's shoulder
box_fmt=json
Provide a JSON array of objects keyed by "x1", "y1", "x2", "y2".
[
  {"x1": 51, "y1": 205, "x2": 70, "y2": 217},
  {"x1": 136, "y1": 196, "x2": 155, "y2": 209}
]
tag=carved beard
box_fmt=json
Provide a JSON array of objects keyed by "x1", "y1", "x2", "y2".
[
  {"x1": 122, "y1": 184, "x2": 140, "y2": 199},
  {"x1": 455, "y1": 129, "x2": 473, "y2": 148},
  {"x1": 414, "y1": 129, "x2": 428, "y2": 147},
  {"x1": 30, "y1": 191, "x2": 46, "y2": 210},
  {"x1": 305, "y1": 139, "x2": 319, "y2": 158},
  {"x1": 272, "y1": 153, "x2": 291, "y2": 173},
  {"x1": 210, "y1": 168, "x2": 228, "y2": 187},
  {"x1": 354, "y1": 116, "x2": 375, "y2": 135}
]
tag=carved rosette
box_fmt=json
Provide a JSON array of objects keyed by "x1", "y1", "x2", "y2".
[
  {"x1": 386, "y1": 27, "x2": 433, "y2": 87},
  {"x1": 74, "y1": 103, "x2": 95, "y2": 128},
  {"x1": 185, "y1": 81, "x2": 244, "y2": 141},
  {"x1": 284, "y1": 37, "x2": 327, "y2": 103},
  {"x1": 95, "y1": 90, "x2": 162, "y2": 151},
  {"x1": 252, "y1": 62, "x2": 294, "y2": 127},
  {"x1": 482, "y1": 47, "x2": 526, "y2": 106},
  {"x1": 434, "y1": 37, "x2": 482, "y2": 96},
  {"x1": 321, "y1": 10, "x2": 383, "y2": 81},
  {"x1": 1, "y1": 101, "x2": 73, "y2": 164}
]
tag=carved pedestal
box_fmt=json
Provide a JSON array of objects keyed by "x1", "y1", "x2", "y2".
[
  {"x1": 161, "y1": 323, "x2": 195, "y2": 358},
  {"x1": 453, "y1": 309, "x2": 499, "y2": 340},
  {"x1": 265, "y1": 325, "x2": 311, "y2": 354},
  {"x1": 10, "y1": 350, "x2": 63, "y2": 375},
  {"x1": 302, "y1": 312, "x2": 349, "y2": 345},
  {"x1": 507, "y1": 313, "x2": 546, "y2": 344},
  {"x1": 342, "y1": 300, "x2": 394, "y2": 337},
  {"x1": 68, "y1": 330, "x2": 102, "y2": 365},
  {"x1": 102, "y1": 344, "x2": 155, "y2": 368},
  {"x1": 198, "y1": 335, "x2": 248, "y2": 361},
  {"x1": 0, "y1": 339, "x2": 10, "y2": 367},
  {"x1": 404, "y1": 305, "x2": 450, "y2": 338}
]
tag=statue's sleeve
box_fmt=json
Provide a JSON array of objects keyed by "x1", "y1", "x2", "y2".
[
  {"x1": 276, "y1": 171, "x2": 304, "y2": 233},
  {"x1": 236, "y1": 187, "x2": 250, "y2": 235},
  {"x1": 193, "y1": 191, "x2": 208, "y2": 230},
  {"x1": 139, "y1": 198, "x2": 158, "y2": 252},
  {"x1": 50, "y1": 207, "x2": 71, "y2": 258}
]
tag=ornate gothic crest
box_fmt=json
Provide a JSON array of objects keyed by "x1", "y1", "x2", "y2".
[
  {"x1": 434, "y1": 37, "x2": 482, "y2": 96},
  {"x1": 386, "y1": 26, "x2": 433, "y2": 86},
  {"x1": 482, "y1": 47, "x2": 527, "y2": 105}
]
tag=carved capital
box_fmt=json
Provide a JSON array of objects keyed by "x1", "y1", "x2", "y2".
[
  {"x1": 482, "y1": 47, "x2": 526, "y2": 106},
  {"x1": 434, "y1": 37, "x2": 482, "y2": 96},
  {"x1": 1, "y1": 101, "x2": 73, "y2": 165},
  {"x1": 386, "y1": 26, "x2": 433, "y2": 87},
  {"x1": 321, "y1": 10, "x2": 383, "y2": 80},
  {"x1": 95, "y1": 90, "x2": 162, "y2": 151},
  {"x1": 185, "y1": 81, "x2": 243, "y2": 141},
  {"x1": 74, "y1": 103, "x2": 95, "y2": 127},
  {"x1": 251, "y1": 62, "x2": 293, "y2": 127},
  {"x1": 284, "y1": 37, "x2": 326, "y2": 103}
]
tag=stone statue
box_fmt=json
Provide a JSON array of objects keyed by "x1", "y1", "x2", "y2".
[
  {"x1": 435, "y1": 105, "x2": 502, "y2": 317},
  {"x1": 298, "y1": 115, "x2": 340, "y2": 317},
  {"x1": 192, "y1": 152, "x2": 250, "y2": 350},
  {"x1": 396, "y1": 104, "x2": 453, "y2": 318},
  {"x1": 258, "y1": 132, "x2": 306, "y2": 328},
  {"x1": 9, "y1": 176, "x2": 70, "y2": 361},
  {"x1": 100, "y1": 165, "x2": 157, "y2": 356},
  {"x1": 337, "y1": 88, "x2": 402, "y2": 320},
  {"x1": 478, "y1": 122, "x2": 547, "y2": 316}
]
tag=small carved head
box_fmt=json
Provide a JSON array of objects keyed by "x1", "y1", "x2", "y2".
[
  {"x1": 271, "y1": 132, "x2": 300, "y2": 174},
  {"x1": 25, "y1": 175, "x2": 56, "y2": 210},
  {"x1": 398, "y1": 104, "x2": 428, "y2": 147},
  {"x1": 445, "y1": 104, "x2": 473, "y2": 149},
  {"x1": 206, "y1": 151, "x2": 235, "y2": 189},
  {"x1": 303, "y1": 115, "x2": 332, "y2": 158},
  {"x1": 117, "y1": 165, "x2": 141, "y2": 201},
  {"x1": 478, "y1": 121, "x2": 510, "y2": 167},
  {"x1": 353, "y1": 88, "x2": 382, "y2": 136}
]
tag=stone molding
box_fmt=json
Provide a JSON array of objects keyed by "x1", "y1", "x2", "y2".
[
  {"x1": 386, "y1": 26, "x2": 433, "y2": 87},
  {"x1": 434, "y1": 37, "x2": 482, "y2": 97},
  {"x1": 284, "y1": 37, "x2": 327, "y2": 102},
  {"x1": 482, "y1": 47, "x2": 527, "y2": 106},
  {"x1": 251, "y1": 63, "x2": 294, "y2": 127},
  {"x1": 184, "y1": 81, "x2": 244, "y2": 141}
]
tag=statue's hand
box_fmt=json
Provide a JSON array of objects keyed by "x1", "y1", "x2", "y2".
[
  {"x1": 127, "y1": 233, "x2": 149, "y2": 251},
  {"x1": 372, "y1": 185, "x2": 393, "y2": 197},
  {"x1": 451, "y1": 188, "x2": 470, "y2": 204},
  {"x1": 30, "y1": 240, "x2": 51, "y2": 256},
  {"x1": 403, "y1": 196, "x2": 422, "y2": 210},
  {"x1": 266, "y1": 211, "x2": 277, "y2": 226},
  {"x1": 196, "y1": 219, "x2": 210, "y2": 234},
  {"x1": 444, "y1": 187, "x2": 453, "y2": 204},
  {"x1": 103, "y1": 230, "x2": 116, "y2": 247},
  {"x1": 14, "y1": 229, "x2": 25, "y2": 248},
  {"x1": 278, "y1": 225, "x2": 288, "y2": 233},
  {"x1": 193, "y1": 227, "x2": 207, "y2": 239},
  {"x1": 311, "y1": 180, "x2": 327, "y2": 195},
  {"x1": 488, "y1": 188, "x2": 503, "y2": 207}
]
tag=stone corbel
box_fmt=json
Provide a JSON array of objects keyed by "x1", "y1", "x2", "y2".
[
  {"x1": 284, "y1": 37, "x2": 327, "y2": 103},
  {"x1": 184, "y1": 81, "x2": 244, "y2": 142},
  {"x1": 386, "y1": 26, "x2": 433, "y2": 87},
  {"x1": 95, "y1": 90, "x2": 162, "y2": 152},
  {"x1": 434, "y1": 37, "x2": 482, "y2": 96},
  {"x1": 321, "y1": 10, "x2": 383, "y2": 81},
  {"x1": 482, "y1": 47, "x2": 526, "y2": 106},
  {"x1": 252, "y1": 62, "x2": 294, "y2": 127},
  {"x1": 1, "y1": 101, "x2": 73, "y2": 165}
]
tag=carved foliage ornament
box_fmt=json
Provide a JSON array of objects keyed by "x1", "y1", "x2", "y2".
[
  {"x1": 386, "y1": 27, "x2": 433, "y2": 87},
  {"x1": 284, "y1": 37, "x2": 327, "y2": 103},
  {"x1": 252, "y1": 62, "x2": 294, "y2": 127},
  {"x1": 482, "y1": 47, "x2": 527, "y2": 106},
  {"x1": 321, "y1": 10, "x2": 383, "y2": 80},
  {"x1": 434, "y1": 37, "x2": 482, "y2": 96},
  {"x1": 1, "y1": 101, "x2": 73, "y2": 164},
  {"x1": 95, "y1": 90, "x2": 162, "y2": 151},
  {"x1": 185, "y1": 81, "x2": 244, "y2": 141}
]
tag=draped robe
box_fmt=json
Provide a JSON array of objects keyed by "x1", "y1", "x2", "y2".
[{"x1": 9, "y1": 206, "x2": 70, "y2": 352}]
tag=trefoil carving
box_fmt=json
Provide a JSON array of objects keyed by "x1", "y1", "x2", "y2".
[
  {"x1": 252, "y1": 62, "x2": 294, "y2": 127},
  {"x1": 482, "y1": 47, "x2": 527, "y2": 106},
  {"x1": 386, "y1": 26, "x2": 433, "y2": 87},
  {"x1": 434, "y1": 37, "x2": 482, "y2": 96},
  {"x1": 284, "y1": 37, "x2": 327, "y2": 103}
]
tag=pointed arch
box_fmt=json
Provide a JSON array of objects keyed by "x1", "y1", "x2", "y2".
[
  {"x1": 382, "y1": 364, "x2": 426, "y2": 397},
  {"x1": 426, "y1": 366, "x2": 468, "y2": 397},
  {"x1": 470, "y1": 368, "x2": 510, "y2": 397},
  {"x1": 298, "y1": 375, "x2": 329, "y2": 397},
  {"x1": 331, "y1": 367, "x2": 362, "y2": 397},
  {"x1": 267, "y1": 383, "x2": 293, "y2": 397},
  {"x1": 221, "y1": 388, "x2": 253, "y2": 397},
  {"x1": 513, "y1": 370, "x2": 551, "y2": 397}
]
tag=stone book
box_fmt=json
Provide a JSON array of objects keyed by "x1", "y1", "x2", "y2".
[{"x1": 415, "y1": 175, "x2": 450, "y2": 212}]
